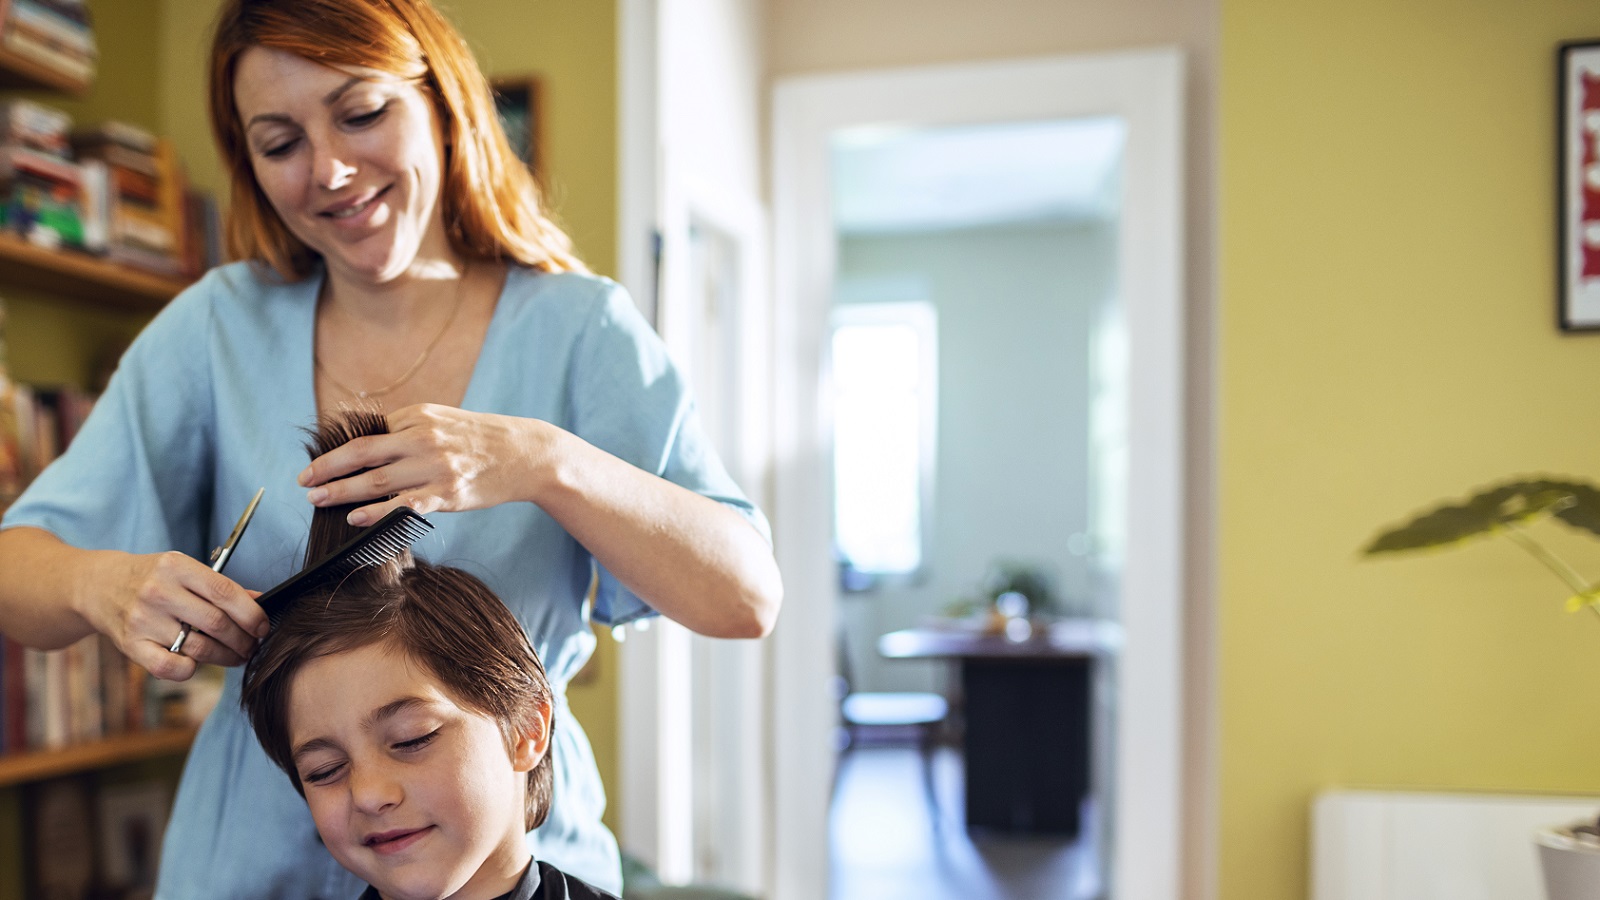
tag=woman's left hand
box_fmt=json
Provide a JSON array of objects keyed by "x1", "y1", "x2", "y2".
[{"x1": 297, "y1": 403, "x2": 544, "y2": 525}]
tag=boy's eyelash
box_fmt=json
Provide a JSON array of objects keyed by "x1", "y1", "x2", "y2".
[
  {"x1": 395, "y1": 729, "x2": 439, "y2": 751},
  {"x1": 304, "y1": 762, "x2": 343, "y2": 785}
]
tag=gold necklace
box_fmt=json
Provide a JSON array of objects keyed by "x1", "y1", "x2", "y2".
[{"x1": 315, "y1": 263, "x2": 471, "y2": 401}]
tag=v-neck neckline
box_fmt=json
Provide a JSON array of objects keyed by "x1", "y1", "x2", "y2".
[{"x1": 299, "y1": 264, "x2": 514, "y2": 419}]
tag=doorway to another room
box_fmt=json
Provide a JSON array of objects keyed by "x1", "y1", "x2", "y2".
[
  {"x1": 772, "y1": 51, "x2": 1185, "y2": 900},
  {"x1": 825, "y1": 116, "x2": 1124, "y2": 900}
]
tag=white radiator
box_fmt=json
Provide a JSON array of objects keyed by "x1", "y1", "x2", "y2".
[{"x1": 1312, "y1": 789, "x2": 1600, "y2": 900}]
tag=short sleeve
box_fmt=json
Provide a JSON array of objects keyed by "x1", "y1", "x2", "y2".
[
  {"x1": 1, "y1": 288, "x2": 215, "y2": 558},
  {"x1": 567, "y1": 281, "x2": 770, "y2": 626}
]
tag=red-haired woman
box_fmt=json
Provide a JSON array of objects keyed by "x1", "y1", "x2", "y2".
[{"x1": 0, "y1": 1, "x2": 782, "y2": 895}]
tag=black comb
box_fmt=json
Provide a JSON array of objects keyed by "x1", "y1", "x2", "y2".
[{"x1": 255, "y1": 507, "x2": 435, "y2": 624}]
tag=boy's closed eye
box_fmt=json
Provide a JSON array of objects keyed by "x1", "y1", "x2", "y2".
[{"x1": 293, "y1": 721, "x2": 446, "y2": 785}]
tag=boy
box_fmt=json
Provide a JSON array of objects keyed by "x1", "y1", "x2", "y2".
[{"x1": 241, "y1": 411, "x2": 619, "y2": 900}]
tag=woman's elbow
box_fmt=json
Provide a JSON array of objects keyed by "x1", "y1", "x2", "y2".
[{"x1": 714, "y1": 571, "x2": 784, "y2": 639}]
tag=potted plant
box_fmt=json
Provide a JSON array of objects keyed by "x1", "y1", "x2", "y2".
[{"x1": 1365, "y1": 477, "x2": 1600, "y2": 900}]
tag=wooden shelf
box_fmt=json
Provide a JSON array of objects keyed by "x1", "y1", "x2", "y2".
[
  {"x1": 0, "y1": 232, "x2": 188, "y2": 311},
  {"x1": 0, "y1": 727, "x2": 198, "y2": 788},
  {"x1": 0, "y1": 45, "x2": 89, "y2": 96}
]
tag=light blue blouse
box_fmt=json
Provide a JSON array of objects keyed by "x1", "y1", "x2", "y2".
[{"x1": 1, "y1": 261, "x2": 766, "y2": 898}]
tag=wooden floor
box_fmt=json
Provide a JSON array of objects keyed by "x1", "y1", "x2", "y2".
[{"x1": 829, "y1": 745, "x2": 1103, "y2": 900}]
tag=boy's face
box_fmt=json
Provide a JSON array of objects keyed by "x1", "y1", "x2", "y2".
[{"x1": 287, "y1": 641, "x2": 546, "y2": 900}]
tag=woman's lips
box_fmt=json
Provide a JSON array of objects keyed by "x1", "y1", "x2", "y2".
[{"x1": 324, "y1": 184, "x2": 392, "y2": 222}]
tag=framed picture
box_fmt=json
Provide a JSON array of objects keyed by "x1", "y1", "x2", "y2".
[
  {"x1": 1558, "y1": 40, "x2": 1600, "y2": 330},
  {"x1": 491, "y1": 77, "x2": 541, "y2": 180}
]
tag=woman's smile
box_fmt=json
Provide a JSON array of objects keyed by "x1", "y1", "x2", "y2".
[{"x1": 234, "y1": 46, "x2": 452, "y2": 285}]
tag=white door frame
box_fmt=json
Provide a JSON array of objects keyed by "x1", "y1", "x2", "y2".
[
  {"x1": 770, "y1": 49, "x2": 1188, "y2": 900},
  {"x1": 615, "y1": 0, "x2": 773, "y2": 889}
]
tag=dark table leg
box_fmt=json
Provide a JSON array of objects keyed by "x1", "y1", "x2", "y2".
[{"x1": 961, "y1": 657, "x2": 1092, "y2": 836}]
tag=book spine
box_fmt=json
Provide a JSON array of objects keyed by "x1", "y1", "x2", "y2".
[
  {"x1": 21, "y1": 645, "x2": 40, "y2": 749},
  {"x1": 2, "y1": 637, "x2": 22, "y2": 753},
  {"x1": 0, "y1": 23, "x2": 93, "y2": 82},
  {"x1": 98, "y1": 633, "x2": 125, "y2": 738},
  {"x1": 8, "y1": 0, "x2": 93, "y2": 56}
]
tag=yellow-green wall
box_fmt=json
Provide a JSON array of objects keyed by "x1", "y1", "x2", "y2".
[{"x1": 1221, "y1": 1, "x2": 1600, "y2": 897}]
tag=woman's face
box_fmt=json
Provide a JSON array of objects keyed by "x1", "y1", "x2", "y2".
[{"x1": 233, "y1": 47, "x2": 452, "y2": 285}]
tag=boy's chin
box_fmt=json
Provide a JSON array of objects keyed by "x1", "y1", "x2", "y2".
[{"x1": 339, "y1": 854, "x2": 468, "y2": 900}]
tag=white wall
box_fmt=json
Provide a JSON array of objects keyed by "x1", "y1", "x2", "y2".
[{"x1": 835, "y1": 220, "x2": 1114, "y2": 694}]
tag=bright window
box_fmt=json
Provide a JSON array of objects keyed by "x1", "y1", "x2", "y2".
[{"x1": 831, "y1": 301, "x2": 937, "y2": 580}]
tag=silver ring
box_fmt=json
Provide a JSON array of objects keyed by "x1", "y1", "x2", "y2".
[{"x1": 169, "y1": 623, "x2": 193, "y2": 655}]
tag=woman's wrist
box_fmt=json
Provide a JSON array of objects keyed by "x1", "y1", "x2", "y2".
[
  {"x1": 515, "y1": 416, "x2": 576, "y2": 508},
  {"x1": 66, "y1": 546, "x2": 122, "y2": 635}
]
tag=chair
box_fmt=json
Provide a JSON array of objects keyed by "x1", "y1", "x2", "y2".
[{"x1": 834, "y1": 629, "x2": 949, "y2": 823}]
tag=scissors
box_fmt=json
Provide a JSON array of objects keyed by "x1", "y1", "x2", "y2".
[{"x1": 169, "y1": 487, "x2": 265, "y2": 655}]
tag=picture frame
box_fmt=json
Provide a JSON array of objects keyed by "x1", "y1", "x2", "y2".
[
  {"x1": 490, "y1": 76, "x2": 542, "y2": 180},
  {"x1": 1558, "y1": 40, "x2": 1600, "y2": 330}
]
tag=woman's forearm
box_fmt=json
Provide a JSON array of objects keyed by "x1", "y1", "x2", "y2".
[
  {"x1": 530, "y1": 426, "x2": 783, "y2": 639},
  {"x1": 0, "y1": 526, "x2": 103, "y2": 648}
]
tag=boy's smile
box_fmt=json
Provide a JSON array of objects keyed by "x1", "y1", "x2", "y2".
[{"x1": 287, "y1": 641, "x2": 544, "y2": 900}]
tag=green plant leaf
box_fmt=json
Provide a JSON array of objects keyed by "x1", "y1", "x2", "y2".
[{"x1": 1364, "y1": 478, "x2": 1596, "y2": 555}]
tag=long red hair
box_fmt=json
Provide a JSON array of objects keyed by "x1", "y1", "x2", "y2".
[{"x1": 209, "y1": 0, "x2": 586, "y2": 279}]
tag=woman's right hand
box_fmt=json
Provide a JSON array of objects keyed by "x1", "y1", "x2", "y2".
[{"x1": 83, "y1": 549, "x2": 271, "y2": 682}]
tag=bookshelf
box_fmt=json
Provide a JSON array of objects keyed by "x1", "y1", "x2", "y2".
[
  {"x1": 0, "y1": 726, "x2": 196, "y2": 788},
  {"x1": 0, "y1": 45, "x2": 89, "y2": 96},
  {"x1": 0, "y1": 230, "x2": 186, "y2": 310}
]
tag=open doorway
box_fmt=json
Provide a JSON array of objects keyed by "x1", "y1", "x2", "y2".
[
  {"x1": 772, "y1": 51, "x2": 1185, "y2": 900},
  {"x1": 825, "y1": 117, "x2": 1125, "y2": 899}
]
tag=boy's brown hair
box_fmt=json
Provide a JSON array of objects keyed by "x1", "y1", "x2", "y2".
[{"x1": 240, "y1": 409, "x2": 555, "y2": 829}]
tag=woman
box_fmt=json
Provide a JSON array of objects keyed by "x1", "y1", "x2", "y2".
[{"x1": 0, "y1": 0, "x2": 781, "y2": 896}]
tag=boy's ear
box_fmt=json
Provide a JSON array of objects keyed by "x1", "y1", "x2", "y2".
[{"x1": 510, "y1": 699, "x2": 553, "y2": 773}]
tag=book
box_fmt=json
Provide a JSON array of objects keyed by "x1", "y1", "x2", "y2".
[
  {"x1": 71, "y1": 120, "x2": 155, "y2": 156},
  {"x1": 0, "y1": 98, "x2": 70, "y2": 156},
  {"x1": 0, "y1": 21, "x2": 93, "y2": 83},
  {"x1": 26, "y1": 774, "x2": 97, "y2": 900}
]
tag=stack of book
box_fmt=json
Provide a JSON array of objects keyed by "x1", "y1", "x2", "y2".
[
  {"x1": 0, "y1": 0, "x2": 96, "y2": 85},
  {"x1": 0, "y1": 98, "x2": 87, "y2": 250},
  {"x1": 0, "y1": 633, "x2": 154, "y2": 753},
  {"x1": 74, "y1": 122, "x2": 184, "y2": 276}
]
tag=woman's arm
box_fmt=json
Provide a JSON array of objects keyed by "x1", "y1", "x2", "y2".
[
  {"x1": 0, "y1": 526, "x2": 270, "y2": 679},
  {"x1": 297, "y1": 405, "x2": 783, "y2": 638}
]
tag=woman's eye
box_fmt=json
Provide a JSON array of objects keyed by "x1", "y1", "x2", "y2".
[
  {"x1": 345, "y1": 104, "x2": 389, "y2": 128},
  {"x1": 260, "y1": 138, "x2": 299, "y2": 159},
  {"x1": 395, "y1": 729, "x2": 439, "y2": 752}
]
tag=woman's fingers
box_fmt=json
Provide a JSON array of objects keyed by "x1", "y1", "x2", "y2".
[
  {"x1": 124, "y1": 552, "x2": 261, "y2": 673},
  {"x1": 301, "y1": 405, "x2": 527, "y2": 518},
  {"x1": 297, "y1": 431, "x2": 398, "y2": 489}
]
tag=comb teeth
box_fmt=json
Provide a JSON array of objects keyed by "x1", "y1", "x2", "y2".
[{"x1": 255, "y1": 508, "x2": 436, "y2": 623}]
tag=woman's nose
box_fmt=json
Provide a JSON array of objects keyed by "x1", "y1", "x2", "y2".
[
  {"x1": 348, "y1": 763, "x2": 402, "y2": 814},
  {"x1": 313, "y1": 139, "x2": 356, "y2": 191}
]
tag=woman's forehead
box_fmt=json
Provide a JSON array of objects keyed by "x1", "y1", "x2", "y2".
[{"x1": 234, "y1": 46, "x2": 411, "y2": 114}]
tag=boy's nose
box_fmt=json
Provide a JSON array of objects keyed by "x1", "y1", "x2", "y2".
[{"x1": 349, "y1": 764, "x2": 402, "y2": 814}]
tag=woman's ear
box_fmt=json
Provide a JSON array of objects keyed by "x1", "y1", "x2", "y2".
[{"x1": 510, "y1": 699, "x2": 552, "y2": 773}]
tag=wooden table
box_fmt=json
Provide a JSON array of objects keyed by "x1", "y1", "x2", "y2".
[{"x1": 878, "y1": 618, "x2": 1120, "y2": 836}]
